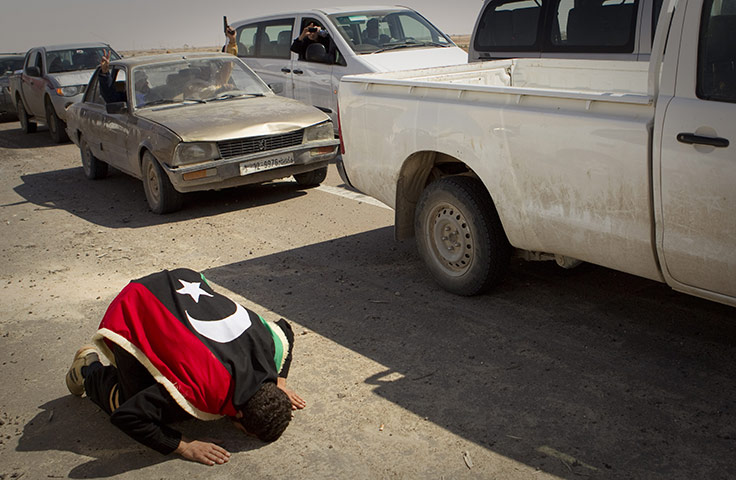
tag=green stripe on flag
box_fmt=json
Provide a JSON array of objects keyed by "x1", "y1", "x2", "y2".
[{"x1": 259, "y1": 315, "x2": 283, "y2": 370}]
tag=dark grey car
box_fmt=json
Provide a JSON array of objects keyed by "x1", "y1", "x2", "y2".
[{"x1": 0, "y1": 54, "x2": 24, "y2": 119}]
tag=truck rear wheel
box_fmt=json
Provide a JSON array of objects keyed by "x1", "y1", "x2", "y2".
[
  {"x1": 17, "y1": 99, "x2": 37, "y2": 133},
  {"x1": 45, "y1": 100, "x2": 68, "y2": 143},
  {"x1": 415, "y1": 176, "x2": 511, "y2": 296},
  {"x1": 141, "y1": 151, "x2": 183, "y2": 214}
]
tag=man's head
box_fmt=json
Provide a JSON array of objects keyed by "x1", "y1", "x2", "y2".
[
  {"x1": 237, "y1": 382, "x2": 292, "y2": 442},
  {"x1": 306, "y1": 23, "x2": 322, "y2": 41},
  {"x1": 366, "y1": 18, "x2": 379, "y2": 38},
  {"x1": 134, "y1": 70, "x2": 150, "y2": 94}
]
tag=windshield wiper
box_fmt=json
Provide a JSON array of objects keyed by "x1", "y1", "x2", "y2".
[
  {"x1": 140, "y1": 99, "x2": 178, "y2": 108},
  {"x1": 371, "y1": 42, "x2": 450, "y2": 54},
  {"x1": 206, "y1": 93, "x2": 265, "y2": 102}
]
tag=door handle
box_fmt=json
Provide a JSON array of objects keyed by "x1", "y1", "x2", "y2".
[
  {"x1": 677, "y1": 133, "x2": 729, "y2": 148},
  {"x1": 281, "y1": 68, "x2": 291, "y2": 73},
  {"x1": 293, "y1": 69, "x2": 304, "y2": 75}
]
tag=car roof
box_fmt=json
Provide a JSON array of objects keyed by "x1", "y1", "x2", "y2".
[
  {"x1": 109, "y1": 52, "x2": 234, "y2": 69},
  {"x1": 39, "y1": 42, "x2": 114, "y2": 52},
  {"x1": 231, "y1": 5, "x2": 413, "y2": 25}
]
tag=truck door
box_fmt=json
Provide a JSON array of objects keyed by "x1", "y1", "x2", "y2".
[
  {"x1": 658, "y1": 0, "x2": 736, "y2": 300},
  {"x1": 22, "y1": 50, "x2": 45, "y2": 117},
  {"x1": 236, "y1": 18, "x2": 295, "y2": 98},
  {"x1": 292, "y1": 15, "x2": 338, "y2": 122}
]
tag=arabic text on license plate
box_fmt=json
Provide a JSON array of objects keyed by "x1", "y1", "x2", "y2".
[{"x1": 240, "y1": 153, "x2": 294, "y2": 175}]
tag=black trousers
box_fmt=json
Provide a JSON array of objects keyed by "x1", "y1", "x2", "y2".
[{"x1": 84, "y1": 344, "x2": 156, "y2": 415}]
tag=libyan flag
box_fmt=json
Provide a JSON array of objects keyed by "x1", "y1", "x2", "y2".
[{"x1": 93, "y1": 268, "x2": 288, "y2": 420}]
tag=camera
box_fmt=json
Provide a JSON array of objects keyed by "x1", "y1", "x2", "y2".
[{"x1": 308, "y1": 27, "x2": 318, "y2": 33}]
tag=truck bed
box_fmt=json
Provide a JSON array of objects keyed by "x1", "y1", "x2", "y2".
[
  {"x1": 338, "y1": 57, "x2": 661, "y2": 284},
  {"x1": 341, "y1": 58, "x2": 652, "y2": 105}
]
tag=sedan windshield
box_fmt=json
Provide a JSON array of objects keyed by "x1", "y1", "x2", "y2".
[
  {"x1": 132, "y1": 57, "x2": 271, "y2": 109},
  {"x1": 328, "y1": 10, "x2": 452, "y2": 54},
  {"x1": 47, "y1": 47, "x2": 119, "y2": 73}
]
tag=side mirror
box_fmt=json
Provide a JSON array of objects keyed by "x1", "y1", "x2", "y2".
[
  {"x1": 26, "y1": 66, "x2": 41, "y2": 77},
  {"x1": 268, "y1": 83, "x2": 284, "y2": 94},
  {"x1": 305, "y1": 43, "x2": 331, "y2": 64},
  {"x1": 106, "y1": 102, "x2": 128, "y2": 114}
]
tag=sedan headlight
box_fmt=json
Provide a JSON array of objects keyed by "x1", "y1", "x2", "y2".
[
  {"x1": 303, "y1": 121, "x2": 334, "y2": 142},
  {"x1": 173, "y1": 142, "x2": 220, "y2": 166},
  {"x1": 55, "y1": 85, "x2": 86, "y2": 97}
]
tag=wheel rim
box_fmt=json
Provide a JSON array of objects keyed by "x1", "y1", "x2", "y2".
[
  {"x1": 145, "y1": 160, "x2": 160, "y2": 205},
  {"x1": 426, "y1": 202, "x2": 474, "y2": 276}
]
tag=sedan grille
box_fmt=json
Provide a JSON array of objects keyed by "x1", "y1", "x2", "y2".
[{"x1": 217, "y1": 130, "x2": 304, "y2": 159}]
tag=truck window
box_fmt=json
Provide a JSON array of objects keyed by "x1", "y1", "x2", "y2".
[
  {"x1": 46, "y1": 48, "x2": 118, "y2": 73},
  {"x1": 329, "y1": 9, "x2": 451, "y2": 54},
  {"x1": 26, "y1": 51, "x2": 41, "y2": 73},
  {"x1": 236, "y1": 24, "x2": 258, "y2": 57},
  {"x1": 548, "y1": 0, "x2": 638, "y2": 52},
  {"x1": 697, "y1": 0, "x2": 736, "y2": 103},
  {"x1": 261, "y1": 21, "x2": 294, "y2": 59},
  {"x1": 297, "y1": 16, "x2": 341, "y2": 64},
  {"x1": 473, "y1": 0, "x2": 542, "y2": 50}
]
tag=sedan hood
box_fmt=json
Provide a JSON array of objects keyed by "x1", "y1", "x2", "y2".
[
  {"x1": 135, "y1": 95, "x2": 329, "y2": 142},
  {"x1": 359, "y1": 46, "x2": 468, "y2": 73},
  {"x1": 51, "y1": 70, "x2": 96, "y2": 87}
]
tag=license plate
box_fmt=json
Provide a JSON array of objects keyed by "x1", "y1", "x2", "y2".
[{"x1": 240, "y1": 153, "x2": 294, "y2": 175}]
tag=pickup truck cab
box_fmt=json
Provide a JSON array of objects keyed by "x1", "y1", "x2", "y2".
[
  {"x1": 231, "y1": 6, "x2": 468, "y2": 126},
  {"x1": 338, "y1": 0, "x2": 736, "y2": 307},
  {"x1": 10, "y1": 43, "x2": 120, "y2": 142},
  {"x1": 469, "y1": 0, "x2": 665, "y2": 62}
]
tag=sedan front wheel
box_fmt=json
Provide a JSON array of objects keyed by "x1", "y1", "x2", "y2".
[{"x1": 141, "y1": 151, "x2": 183, "y2": 214}]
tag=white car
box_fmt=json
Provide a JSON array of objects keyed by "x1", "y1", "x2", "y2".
[{"x1": 230, "y1": 6, "x2": 468, "y2": 126}]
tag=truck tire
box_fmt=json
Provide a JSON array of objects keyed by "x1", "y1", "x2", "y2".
[
  {"x1": 415, "y1": 176, "x2": 511, "y2": 296},
  {"x1": 45, "y1": 99, "x2": 69, "y2": 143},
  {"x1": 17, "y1": 99, "x2": 37, "y2": 133},
  {"x1": 294, "y1": 166, "x2": 328, "y2": 186},
  {"x1": 79, "y1": 136, "x2": 108, "y2": 179},
  {"x1": 141, "y1": 151, "x2": 183, "y2": 214}
]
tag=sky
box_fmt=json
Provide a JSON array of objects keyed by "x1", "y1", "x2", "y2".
[{"x1": 1, "y1": 1, "x2": 485, "y2": 53}]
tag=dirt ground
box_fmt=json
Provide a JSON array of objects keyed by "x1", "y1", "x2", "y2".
[{"x1": 1, "y1": 115, "x2": 735, "y2": 480}]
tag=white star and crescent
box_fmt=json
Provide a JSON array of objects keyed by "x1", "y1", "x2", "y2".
[{"x1": 175, "y1": 277, "x2": 252, "y2": 343}]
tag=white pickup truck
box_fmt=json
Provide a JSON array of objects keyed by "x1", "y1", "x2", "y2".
[{"x1": 337, "y1": 0, "x2": 736, "y2": 307}]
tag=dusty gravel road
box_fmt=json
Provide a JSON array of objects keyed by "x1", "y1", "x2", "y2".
[{"x1": 1, "y1": 119, "x2": 735, "y2": 480}]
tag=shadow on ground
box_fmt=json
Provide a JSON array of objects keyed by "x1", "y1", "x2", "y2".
[
  {"x1": 11, "y1": 166, "x2": 311, "y2": 228},
  {"x1": 16, "y1": 396, "x2": 264, "y2": 478},
  {"x1": 206, "y1": 227, "x2": 736, "y2": 479}
]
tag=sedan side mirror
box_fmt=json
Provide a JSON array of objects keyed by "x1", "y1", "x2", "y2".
[
  {"x1": 26, "y1": 66, "x2": 41, "y2": 77},
  {"x1": 268, "y1": 83, "x2": 284, "y2": 94},
  {"x1": 106, "y1": 101, "x2": 128, "y2": 114}
]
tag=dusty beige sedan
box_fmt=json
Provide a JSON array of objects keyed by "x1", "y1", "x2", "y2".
[{"x1": 66, "y1": 52, "x2": 339, "y2": 213}]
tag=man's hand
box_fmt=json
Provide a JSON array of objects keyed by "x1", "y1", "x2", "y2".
[
  {"x1": 175, "y1": 436, "x2": 231, "y2": 466},
  {"x1": 100, "y1": 50, "x2": 111, "y2": 74},
  {"x1": 277, "y1": 377, "x2": 306, "y2": 410},
  {"x1": 226, "y1": 27, "x2": 236, "y2": 45}
]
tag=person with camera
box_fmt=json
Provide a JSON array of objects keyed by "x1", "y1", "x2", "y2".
[{"x1": 290, "y1": 22, "x2": 328, "y2": 60}]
